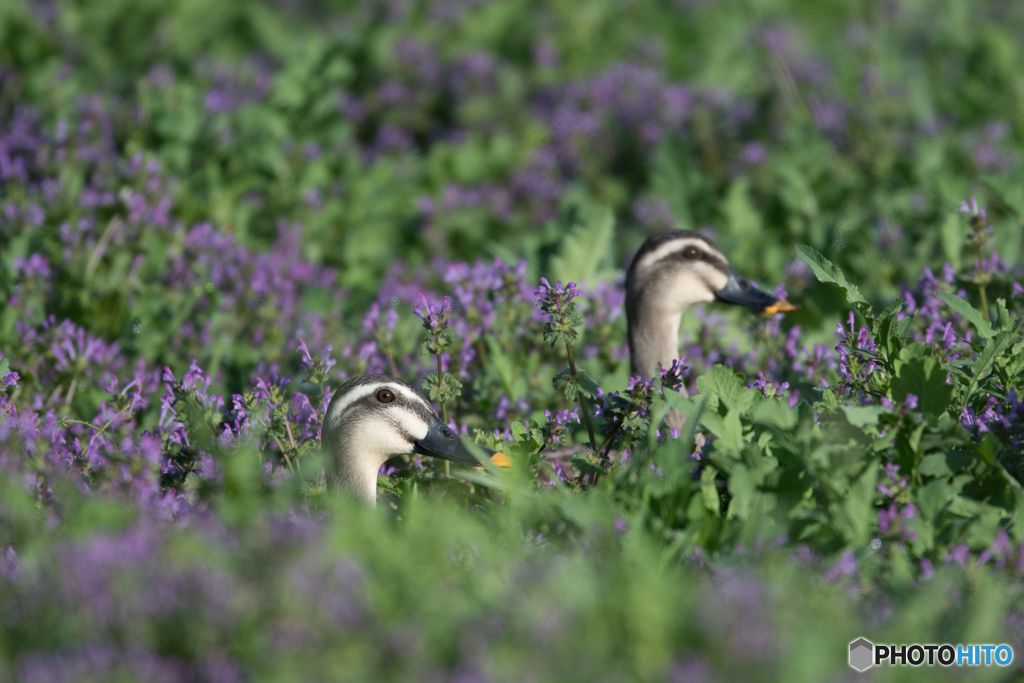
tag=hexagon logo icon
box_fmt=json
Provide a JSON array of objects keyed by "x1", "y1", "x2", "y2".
[{"x1": 849, "y1": 637, "x2": 874, "y2": 672}]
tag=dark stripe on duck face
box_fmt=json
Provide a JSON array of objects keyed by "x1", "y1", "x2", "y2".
[
  {"x1": 629, "y1": 230, "x2": 732, "y2": 281},
  {"x1": 668, "y1": 244, "x2": 731, "y2": 276},
  {"x1": 326, "y1": 374, "x2": 436, "y2": 433}
]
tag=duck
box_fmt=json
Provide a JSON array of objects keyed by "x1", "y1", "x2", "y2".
[
  {"x1": 322, "y1": 374, "x2": 510, "y2": 505},
  {"x1": 625, "y1": 229, "x2": 797, "y2": 395}
]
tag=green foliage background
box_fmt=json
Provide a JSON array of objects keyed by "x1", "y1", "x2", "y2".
[{"x1": 3, "y1": 0, "x2": 1024, "y2": 680}]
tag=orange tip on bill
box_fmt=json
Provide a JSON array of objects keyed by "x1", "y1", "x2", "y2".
[
  {"x1": 489, "y1": 453, "x2": 513, "y2": 468},
  {"x1": 764, "y1": 300, "x2": 800, "y2": 314}
]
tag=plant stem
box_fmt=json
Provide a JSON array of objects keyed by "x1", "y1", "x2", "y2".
[
  {"x1": 284, "y1": 417, "x2": 298, "y2": 453},
  {"x1": 436, "y1": 337, "x2": 450, "y2": 478},
  {"x1": 386, "y1": 346, "x2": 399, "y2": 377},
  {"x1": 475, "y1": 338, "x2": 490, "y2": 367},
  {"x1": 273, "y1": 436, "x2": 297, "y2": 475},
  {"x1": 564, "y1": 342, "x2": 597, "y2": 449},
  {"x1": 64, "y1": 377, "x2": 78, "y2": 407},
  {"x1": 977, "y1": 245, "x2": 990, "y2": 322}
]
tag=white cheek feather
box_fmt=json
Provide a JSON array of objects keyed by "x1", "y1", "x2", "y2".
[
  {"x1": 703, "y1": 264, "x2": 729, "y2": 292},
  {"x1": 391, "y1": 409, "x2": 429, "y2": 441},
  {"x1": 346, "y1": 416, "x2": 416, "y2": 469},
  {"x1": 659, "y1": 269, "x2": 716, "y2": 311}
]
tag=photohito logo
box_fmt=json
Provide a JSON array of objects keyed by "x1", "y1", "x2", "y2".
[{"x1": 849, "y1": 638, "x2": 1014, "y2": 672}]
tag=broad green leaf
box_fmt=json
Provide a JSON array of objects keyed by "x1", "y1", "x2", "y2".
[
  {"x1": 949, "y1": 497, "x2": 1011, "y2": 521},
  {"x1": 553, "y1": 366, "x2": 597, "y2": 401},
  {"x1": 576, "y1": 369, "x2": 600, "y2": 399},
  {"x1": 921, "y1": 450, "x2": 974, "y2": 479},
  {"x1": 550, "y1": 203, "x2": 616, "y2": 285},
  {"x1": 751, "y1": 397, "x2": 798, "y2": 430},
  {"x1": 890, "y1": 314, "x2": 914, "y2": 347},
  {"x1": 726, "y1": 466, "x2": 755, "y2": 521},
  {"x1": 938, "y1": 292, "x2": 994, "y2": 338},
  {"x1": 916, "y1": 479, "x2": 955, "y2": 521},
  {"x1": 964, "y1": 511, "x2": 1004, "y2": 548},
  {"x1": 891, "y1": 356, "x2": 954, "y2": 416},
  {"x1": 962, "y1": 332, "x2": 1015, "y2": 403},
  {"x1": 828, "y1": 463, "x2": 877, "y2": 546},
  {"x1": 994, "y1": 299, "x2": 1017, "y2": 333},
  {"x1": 510, "y1": 422, "x2": 528, "y2": 442},
  {"x1": 695, "y1": 365, "x2": 755, "y2": 413},
  {"x1": 718, "y1": 409, "x2": 744, "y2": 453},
  {"x1": 700, "y1": 466, "x2": 720, "y2": 515},
  {"x1": 794, "y1": 244, "x2": 868, "y2": 306},
  {"x1": 871, "y1": 298, "x2": 904, "y2": 341},
  {"x1": 817, "y1": 386, "x2": 839, "y2": 414},
  {"x1": 841, "y1": 405, "x2": 886, "y2": 429}
]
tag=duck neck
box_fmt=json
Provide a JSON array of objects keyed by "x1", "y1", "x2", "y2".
[
  {"x1": 337, "y1": 459, "x2": 380, "y2": 506},
  {"x1": 326, "y1": 433, "x2": 382, "y2": 507},
  {"x1": 628, "y1": 300, "x2": 687, "y2": 380}
]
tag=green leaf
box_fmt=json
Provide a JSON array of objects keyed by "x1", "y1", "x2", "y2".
[
  {"x1": 962, "y1": 332, "x2": 1015, "y2": 402},
  {"x1": 550, "y1": 203, "x2": 616, "y2": 284},
  {"x1": 890, "y1": 356, "x2": 954, "y2": 416},
  {"x1": 937, "y1": 292, "x2": 994, "y2": 338},
  {"x1": 918, "y1": 452, "x2": 973, "y2": 479},
  {"x1": 828, "y1": 463, "x2": 877, "y2": 545},
  {"x1": 695, "y1": 365, "x2": 755, "y2": 413},
  {"x1": 421, "y1": 371, "x2": 463, "y2": 403},
  {"x1": 949, "y1": 497, "x2": 1011, "y2": 520},
  {"x1": 964, "y1": 511, "x2": 1004, "y2": 548},
  {"x1": 718, "y1": 410, "x2": 745, "y2": 453},
  {"x1": 700, "y1": 466, "x2": 721, "y2": 515},
  {"x1": 794, "y1": 244, "x2": 868, "y2": 306},
  {"x1": 894, "y1": 315, "x2": 915, "y2": 345},
  {"x1": 916, "y1": 479, "x2": 955, "y2": 521},
  {"x1": 817, "y1": 386, "x2": 839, "y2": 414},
  {"x1": 570, "y1": 454, "x2": 603, "y2": 477},
  {"x1": 841, "y1": 405, "x2": 886, "y2": 429},
  {"x1": 0, "y1": 357, "x2": 8, "y2": 378},
  {"x1": 576, "y1": 369, "x2": 599, "y2": 399},
  {"x1": 553, "y1": 366, "x2": 597, "y2": 401},
  {"x1": 726, "y1": 466, "x2": 755, "y2": 521},
  {"x1": 994, "y1": 299, "x2": 1016, "y2": 333},
  {"x1": 510, "y1": 422, "x2": 528, "y2": 443},
  {"x1": 871, "y1": 299, "x2": 904, "y2": 341},
  {"x1": 751, "y1": 397, "x2": 798, "y2": 430}
]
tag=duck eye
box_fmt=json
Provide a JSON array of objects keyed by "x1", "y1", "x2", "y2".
[
  {"x1": 441, "y1": 428, "x2": 453, "y2": 438},
  {"x1": 376, "y1": 389, "x2": 395, "y2": 403},
  {"x1": 683, "y1": 247, "x2": 699, "y2": 259}
]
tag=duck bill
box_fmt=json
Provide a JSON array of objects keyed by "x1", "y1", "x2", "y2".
[
  {"x1": 714, "y1": 268, "x2": 798, "y2": 314},
  {"x1": 412, "y1": 414, "x2": 509, "y2": 467}
]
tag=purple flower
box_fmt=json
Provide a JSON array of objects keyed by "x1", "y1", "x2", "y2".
[
  {"x1": 534, "y1": 278, "x2": 581, "y2": 314},
  {"x1": 823, "y1": 550, "x2": 857, "y2": 583},
  {"x1": 959, "y1": 196, "x2": 986, "y2": 218},
  {"x1": 920, "y1": 558, "x2": 935, "y2": 581},
  {"x1": 414, "y1": 294, "x2": 453, "y2": 336},
  {"x1": 946, "y1": 543, "x2": 970, "y2": 568}
]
